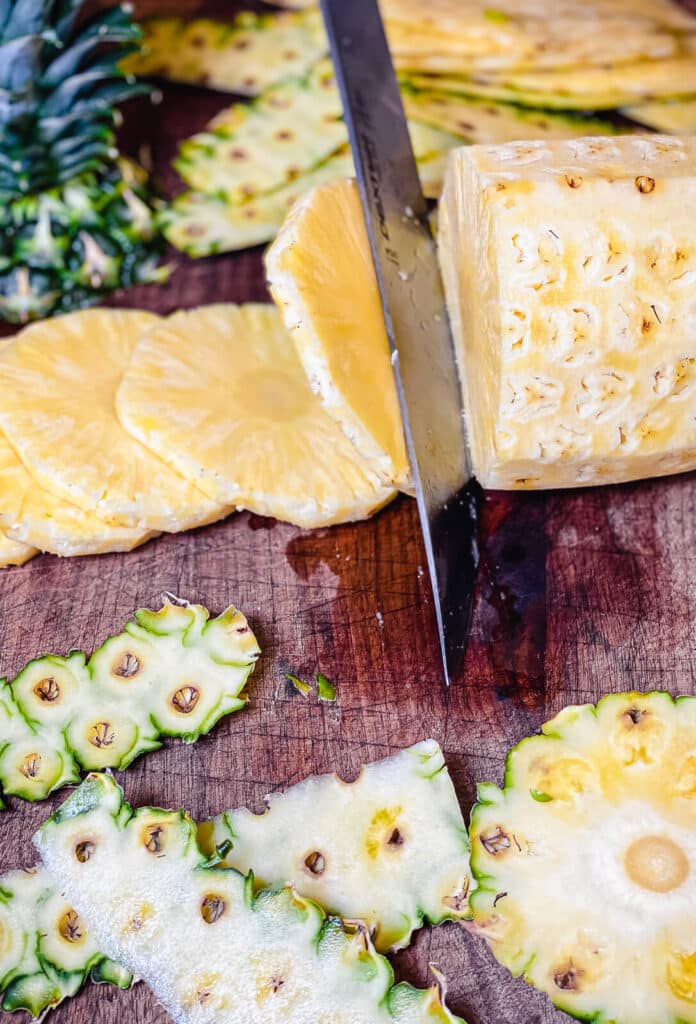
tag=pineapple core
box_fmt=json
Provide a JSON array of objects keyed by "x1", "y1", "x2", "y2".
[{"x1": 439, "y1": 135, "x2": 696, "y2": 490}]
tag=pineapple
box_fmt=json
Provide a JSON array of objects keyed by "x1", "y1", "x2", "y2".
[
  {"x1": 124, "y1": 9, "x2": 327, "y2": 96},
  {"x1": 0, "y1": 1, "x2": 165, "y2": 323},
  {"x1": 406, "y1": 56, "x2": 696, "y2": 112},
  {"x1": 625, "y1": 99, "x2": 696, "y2": 135},
  {"x1": 266, "y1": 178, "x2": 409, "y2": 489},
  {"x1": 35, "y1": 772, "x2": 467, "y2": 1024},
  {"x1": 0, "y1": 425, "x2": 156, "y2": 557},
  {"x1": 438, "y1": 135, "x2": 696, "y2": 490},
  {"x1": 0, "y1": 531, "x2": 37, "y2": 568},
  {"x1": 0, "y1": 309, "x2": 228, "y2": 531},
  {"x1": 0, "y1": 598, "x2": 259, "y2": 804},
  {"x1": 200, "y1": 740, "x2": 471, "y2": 952},
  {"x1": 402, "y1": 89, "x2": 621, "y2": 142},
  {"x1": 0, "y1": 866, "x2": 131, "y2": 1018},
  {"x1": 116, "y1": 304, "x2": 396, "y2": 528},
  {"x1": 469, "y1": 691, "x2": 696, "y2": 1024}
]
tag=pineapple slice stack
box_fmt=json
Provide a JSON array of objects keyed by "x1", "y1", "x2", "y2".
[
  {"x1": 0, "y1": 599, "x2": 259, "y2": 805},
  {"x1": 0, "y1": 1, "x2": 166, "y2": 323},
  {"x1": 0, "y1": 303, "x2": 398, "y2": 566},
  {"x1": 35, "y1": 772, "x2": 468, "y2": 1024},
  {"x1": 1, "y1": 741, "x2": 471, "y2": 1018}
]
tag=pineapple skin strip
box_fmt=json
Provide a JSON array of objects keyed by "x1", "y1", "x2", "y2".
[
  {"x1": 0, "y1": 599, "x2": 260, "y2": 806},
  {"x1": 2, "y1": 741, "x2": 470, "y2": 1018},
  {"x1": 35, "y1": 772, "x2": 469, "y2": 1024}
]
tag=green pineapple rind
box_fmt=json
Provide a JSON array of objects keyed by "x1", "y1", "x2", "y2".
[
  {"x1": 0, "y1": 159, "x2": 167, "y2": 324},
  {"x1": 0, "y1": 598, "x2": 260, "y2": 805},
  {"x1": 35, "y1": 773, "x2": 469, "y2": 1024}
]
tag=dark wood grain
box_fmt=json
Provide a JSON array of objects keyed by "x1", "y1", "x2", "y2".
[{"x1": 2, "y1": 5, "x2": 696, "y2": 1024}]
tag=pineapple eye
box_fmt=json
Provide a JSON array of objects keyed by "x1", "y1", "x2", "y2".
[
  {"x1": 142, "y1": 824, "x2": 166, "y2": 854},
  {"x1": 74, "y1": 839, "x2": 97, "y2": 863},
  {"x1": 479, "y1": 826, "x2": 512, "y2": 856},
  {"x1": 303, "y1": 851, "x2": 326, "y2": 876},
  {"x1": 19, "y1": 753, "x2": 41, "y2": 779},
  {"x1": 33, "y1": 677, "x2": 61, "y2": 702},
  {"x1": 442, "y1": 880, "x2": 470, "y2": 911},
  {"x1": 88, "y1": 721, "x2": 115, "y2": 748},
  {"x1": 553, "y1": 961, "x2": 583, "y2": 992},
  {"x1": 387, "y1": 828, "x2": 405, "y2": 848},
  {"x1": 200, "y1": 894, "x2": 227, "y2": 924},
  {"x1": 170, "y1": 685, "x2": 201, "y2": 715},
  {"x1": 113, "y1": 652, "x2": 142, "y2": 679},
  {"x1": 58, "y1": 910, "x2": 83, "y2": 944}
]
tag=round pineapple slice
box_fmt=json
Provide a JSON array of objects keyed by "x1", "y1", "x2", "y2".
[
  {"x1": 266, "y1": 178, "x2": 410, "y2": 488},
  {"x1": 0, "y1": 427, "x2": 155, "y2": 557},
  {"x1": 0, "y1": 309, "x2": 227, "y2": 532},
  {"x1": 470, "y1": 691, "x2": 696, "y2": 1024},
  {"x1": 116, "y1": 304, "x2": 396, "y2": 527}
]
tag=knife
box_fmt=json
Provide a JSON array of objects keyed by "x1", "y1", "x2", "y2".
[{"x1": 320, "y1": 0, "x2": 481, "y2": 685}]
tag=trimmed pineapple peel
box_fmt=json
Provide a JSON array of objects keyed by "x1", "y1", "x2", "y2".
[
  {"x1": 35, "y1": 771, "x2": 468, "y2": 1024},
  {"x1": 471, "y1": 691, "x2": 696, "y2": 1024}
]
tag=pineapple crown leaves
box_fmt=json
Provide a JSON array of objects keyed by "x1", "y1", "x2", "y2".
[{"x1": 0, "y1": 0, "x2": 149, "y2": 199}]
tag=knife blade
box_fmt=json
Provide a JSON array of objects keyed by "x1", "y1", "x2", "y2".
[{"x1": 320, "y1": 0, "x2": 481, "y2": 685}]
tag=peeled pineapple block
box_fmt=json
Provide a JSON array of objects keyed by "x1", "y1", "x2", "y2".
[
  {"x1": 470, "y1": 691, "x2": 696, "y2": 1024},
  {"x1": 201, "y1": 739, "x2": 471, "y2": 952},
  {"x1": 36, "y1": 773, "x2": 467, "y2": 1024},
  {"x1": 0, "y1": 598, "x2": 259, "y2": 804},
  {"x1": 439, "y1": 134, "x2": 696, "y2": 490}
]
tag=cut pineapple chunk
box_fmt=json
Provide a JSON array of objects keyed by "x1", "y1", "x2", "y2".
[
  {"x1": 36, "y1": 773, "x2": 467, "y2": 1024},
  {"x1": 439, "y1": 135, "x2": 696, "y2": 490},
  {"x1": 202, "y1": 740, "x2": 470, "y2": 952},
  {"x1": 0, "y1": 309, "x2": 227, "y2": 531},
  {"x1": 116, "y1": 304, "x2": 396, "y2": 527},
  {"x1": 0, "y1": 598, "x2": 259, "y2": 804},
  {"x1": 266, "y1": 178, "x2": 409, "y2": 488},
  {"x1": 0, "y1": 428, "x2": 155, "y2": 557},
  {"x1": 470, "y1": 691, "x2": 696, "y2": 1024}
]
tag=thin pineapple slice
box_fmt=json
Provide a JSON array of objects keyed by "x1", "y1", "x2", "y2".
[
  {"x1": 0, "y1": 427, "x2": 155, "y2": 558},
  {"x1": 266, "y1": 178, "x2": 409, "y2": 488},
  {"x1": 402, "y1": 89, "x2": 621, "y2": 142},
  {"x1": 0, "y1": 598, "x2": 259, "y2": 804},
  {"x1": 0, "y1": 866, "x2": 128, "y2": 1019},
  {"x1": 116, "y1": 304, "x2": 396, "y2": 527},
  {"x1": 470, "y1": 691, "x2": 696, "y2": 1024},
  {"x1": 406, "y1": 56, "x2": 696, "y2": 112},
  {"x1": 625, "y1": 99, "x2": 696, "y2": 135},
  {"x1": 124, "y1": 10, "x2": 326, "y2": 95},
  {"x1": 176, "y1": 61, "x2": 343, "y2": 201},
  {"x1": 0, "y1": 309, "x2": 227, "y2": 532},
  {"x1": 438, "y1": 135, "x2": 696, "y2": 490},
  {"x1": 36, "y1": 773, "x2": 467, "y2": 1024},
  {"x1": 202, "y1": 740, "x2": 471, "y2": 952}
]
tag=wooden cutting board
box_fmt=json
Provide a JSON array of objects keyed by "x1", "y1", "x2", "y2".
[{"x1": 2, "y1": 4, "x2": 696, "y2": 1022}]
